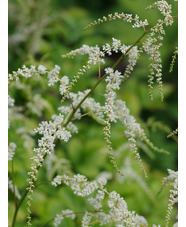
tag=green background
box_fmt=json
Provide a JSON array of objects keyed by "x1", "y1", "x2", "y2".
[{"x1": 8, "y1": 0, "x2": 178, "y2": 226}]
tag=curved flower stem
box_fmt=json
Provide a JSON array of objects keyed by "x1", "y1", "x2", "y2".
[
  {"x1": 11, "y1": 153, "x2": 47, "y2": 227},
  {"x1": 71, "y1": 111, "x2": 92, "y2": 121},
  {"x1": 11, "y1": 29, "x2": 150, "y2": 227},
  {"x1": 12, "y1": 179, "x2": 51, "y2": 226},
  {"x1": 11, "y1": 159, "x2": 17, "y2": 208},
  {"x1": 63, "y1": 28, "x2": 150, "y2": 127},
  {"x1": 39, "y1": 218, "x2": 54, "y2": 227},
  {"x1": 12, "y1": 189, "x2": 27, "y2": 227}
]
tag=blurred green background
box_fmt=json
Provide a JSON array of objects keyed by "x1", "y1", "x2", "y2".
[{"x1": 8, "y1": 0, "x2": 178, "y2": 226}]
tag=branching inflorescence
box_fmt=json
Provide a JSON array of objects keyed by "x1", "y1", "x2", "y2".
[
  {"x1": 51, "y1": 174, "x2": 148, "y2": 226},
  {"x1": 169, "y1": 47, "x2": 178, "y2": 73},
  {"x1": 8, "y1": 0, "x2": 178, "y2": 226},
  {"x1": 161, "y1": 169, "x2": 178, "y2": 227}
]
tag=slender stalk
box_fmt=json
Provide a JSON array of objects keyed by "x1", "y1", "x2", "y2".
[
  {"x1": 11, "y1": 159, "x2": 17, "y2": 208},
  {"x1": 11, "y1": 153, "x2": 47, "y2": 227},
  {"x1": 71, "y1": 111, "x2": 92, "y2": 121},
  {"x1": 12, "y1": 189, "x2": 27, "y2": 227},
  {"x1": 64, "y1": 29, "x2": 150, "y2": 127},
  {"x1": 11, "y1": 29, "x2": 150, "y2": 227},
  {"x1": 68, "y1": 92, "x2": 75, "y2": 110},
  {"x1": 92, "y1": 91, "x2": 105, "y2": 97},
  {"x1": 39, "y1": 218, "x2": 54, "y2": 227},
  {"x1": 12, "y1": 179, "x2": 51, "y2": 226}
]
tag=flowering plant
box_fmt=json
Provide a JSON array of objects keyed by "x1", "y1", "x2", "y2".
[{"x1": 8, "y1": 0, "x2": 178, "y2": 226}]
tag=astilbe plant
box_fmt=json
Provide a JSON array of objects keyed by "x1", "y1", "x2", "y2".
[{"x1": 8, "y1": 0, "x2": 178, "y2": 226}]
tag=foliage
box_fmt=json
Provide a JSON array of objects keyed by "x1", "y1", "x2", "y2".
[{"x1": 8, "y1": 0, "x2": 178, "y2": 226}]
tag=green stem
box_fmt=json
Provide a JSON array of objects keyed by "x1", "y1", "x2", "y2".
[
  {"x1": 11, "y1": 153, "x2": 47, "y2": 227},
  {"x1": 12, "y1": 179, "x2": 51, "y2": 226},
  {"x1": 12, "y1": 189, "x2": 27, "y2": 227},
  {"x1": 64, "y1": 29, "x2": 150, "y2": 127},
  {"x1": 39, "y1": 218, "x2": 54, "y2": 227},
  {"x1": 11, "y1": 159, "x2": 17, "y2": 208},
  {"x1": 11, "y1": 29, "x2": 150, "y2": 227}
]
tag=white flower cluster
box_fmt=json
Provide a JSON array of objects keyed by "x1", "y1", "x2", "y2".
[
  {"x1": 59, "y1": 76, "x2": 69, "y2": 95},
  {"x1": 47, "y1": 65, "x2": 61, "y2": 86},
  {"x1": 162, "y1": 169, "x2": 178, "y2": 227},
  {"x1": 51, "y1": 174, "x2": 107, "y2": 197},
  {"x1": 16, "y1": 127, "x2": 35, "y2": 153},
  {"x1": 114, "y1": 100, "x2": 144, "y2": 137},
  {"x1": 103, "y1": 66, "x2": 136, "y2": 175},
  {"x1": 96, "y1": 171, "x2": 112, "y2": 182},
  {"x1": 68, "y1": 90, "x2": 105, "y2": 123},
  {"x1": 8, "y1": 65, "x2": 40, "y2": 81},
  {"x1": 60, "y1": 64, "x2": 91, "y2": 104},
  {"x1": 28, "y1": 114, "x2": 76, "y2": 181},
  {"x1": 34, "y1": 113, "x2": 75, "y2": 153},
  {"x1": 10, "y1": 68, "x2": 76, "y2": 225},
  {"x1": 8, "y1": 95, "x2": 15, "y2": 107},
  {"x1": 173, "y1": 220, "x2": 178, "y2": 227},
  {"x1": 88, "y1": 190, "x2": 105, "y2": 210},
  {"x1": 81, "y1": 212, "x2": 92, "y2": 227},
  {"x1": 27, "y1": 112, "x2": 78, "y2": 225},
  {"x1": 8, "y1": 64, "x2": 71, "y2": 99},
  {"x1": 147, "y1": 0, "x2": 173, "y2": 26},
  {"x1": 103, "y1": 39, "x2": 139, "y2": 81},
  {"x1": 46, "y1": 153, "x2": 72, "y2": 180},
  {"x1": 102, "y1": 44, "x2": 112, "y2": 56},
  {"x1": 8, "y1": 142, "x2": 16, "y2": 160},
  {"x1": 8, "y1": 64, "x2": 47, "y2": 84},
  {"x1": 52, "y1": 173, "x2": 148, "y2": 226},
  {"x1": 106, "y1": 191, "x2": 148, "y2": 226},
  {"x1": 163, "y1": 169, "x2": 178, "y2": 185},
  {"x1": 58, "y1": 105, "x2": 81, "y2": 121},
  {"x1": 114, "y1": 100, "x2": 147, "y2": 177},
  {"x1": 62, "y1": 38, "x2": 139, "y2": 100},
  {"x1": 132, "y1": 14, "x2": 149, "y2": 28},
  {"x1": 142, "y1": 36, "x2": 163, "y2": 100},
  {"x1": 102, "y1": 44, "x2": 140, "y2": 175},
  {"x1": 8, "y1": 178, "x2": 21, "y2": 200},
  {"x1": 104, "y1": 67, "x2": 123, "y2": 122},
  {"x1": 102, "y1": 38, "x2": 130, "y2": 55},
  {"x1": 103, "y1": 117, "x2": 121, "y2": 174},
  {"x1": 169, "y1": 47, "x2": 178, "y2": 73},
  {"x1": 53, "y1": 209, "x2": 75, "y2": 227},
  {"x1": 144, "y1": 0, "x2": 175, "y2": 100},
  {"x1": 26, "y1": 94, "x2": 50, "y2": 117},
  {"x1": 88, "y1": 194, "x2": 148, "y2": 226},
  {"x1": 37, "y1": 65, "x2": 47, "y2": 74},
  {"x1": 108, "y1": 190, "x2": 127, "y2": 208},
  {"x1": 84, "y1": 12, "x2": 149, "y2": 30},
  {"x1": 8, "y1": 64, "x2": 65, "y2": 87},
  {"x1": 111, "y1": 38, "x2": 122, "y2": 53},
  {"x1": 62, "y1": 44, "x2": 105, "y2": 65},
  {"x1": 66, "y1": 122, "x2": 79, "y2": 134},
  {"x1": 153, "y1": 219, "x2": 177, "y2": 227},
  {"x1": 8, "y1": 106, "x2": 25, "y2": 124},
  {"x1": 123, "y1": 46, "x2": 139, "y2": 81}
]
